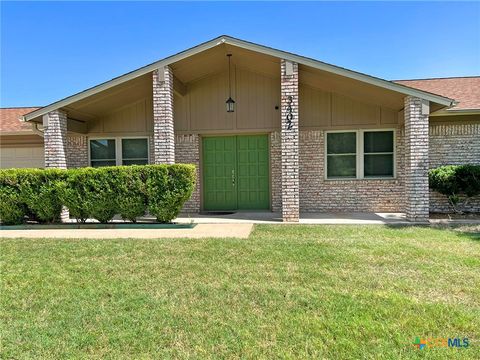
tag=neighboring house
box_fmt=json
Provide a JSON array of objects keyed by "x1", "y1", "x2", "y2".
[
  {"x1": 0, "y1": 107, "x2": 43, "y2": 168},
  {"x1": 0, "y1": 36, "x2": 478, "y2": 221}
]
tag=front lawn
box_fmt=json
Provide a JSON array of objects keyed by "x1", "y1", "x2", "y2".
[{"x1": 1, "y1": 225, "x2": 479, "y2": 359}]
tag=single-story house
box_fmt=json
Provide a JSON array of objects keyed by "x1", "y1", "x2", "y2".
[{"x1": 1, "y1": 36, "x2": 479, "y2": 221}]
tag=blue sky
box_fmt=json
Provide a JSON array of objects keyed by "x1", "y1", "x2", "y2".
[{"x1": 1, "y1": 1, "x2": 479, "y2": 107}]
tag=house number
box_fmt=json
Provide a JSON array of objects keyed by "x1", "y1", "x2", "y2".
[{"x1": 286, "y1": 95, "x2": 294, "y2": 130}]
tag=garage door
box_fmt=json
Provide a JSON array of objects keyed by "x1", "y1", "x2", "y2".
[{"x1": 0, "y1": 146, "x2": 44, "y2": 168}]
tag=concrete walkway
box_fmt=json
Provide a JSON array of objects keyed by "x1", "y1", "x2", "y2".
[
  {"x1": 0, "y1": 224, "x2": 254, "y2": 239},
  {"x1": 175, "y1": 212, "x2": 410, "y2": 224}
]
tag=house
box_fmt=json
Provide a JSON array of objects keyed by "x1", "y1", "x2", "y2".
[
  {"x1": 1, "y1": 36, "x2": 479, "y2": 221},
  {"x1": 0, "y1": 107, "x2": 43, "y2": 168}
]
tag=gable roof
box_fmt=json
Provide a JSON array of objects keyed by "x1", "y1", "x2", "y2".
[
  {"x1": 394, "y1": 76, "x2": 480, "y2": 113},
  {"x1": 22, "y1": 35, "x2": 454, "y2": 122},
  {"x1": 1, "y1": 107, "x2": 40, "y2": 134}
]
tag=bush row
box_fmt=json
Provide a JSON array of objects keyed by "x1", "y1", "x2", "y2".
[
  {"x1": 429, "y1": 164, "x2": 480, "y2": 212},
  {"x1": 0, "y1": 165, "x2": 196, "y2": 225}
]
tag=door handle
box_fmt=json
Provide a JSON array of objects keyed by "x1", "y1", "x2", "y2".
[{"x1": 232, "y1": 169, "x2": 235, "y2": 186}]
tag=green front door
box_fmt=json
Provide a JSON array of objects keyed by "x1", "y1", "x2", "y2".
[{"x1": 203, "y1": 135, "x2": 269, "y2": 211}]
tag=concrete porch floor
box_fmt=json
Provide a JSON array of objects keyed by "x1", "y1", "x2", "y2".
[{"x1": 175, "y1": 212, "x2": 410, "y2": 224}]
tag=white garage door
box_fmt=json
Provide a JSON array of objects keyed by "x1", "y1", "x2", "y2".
[{"x1": 0, "y1": 146, "x2": 44, "y2": 168}]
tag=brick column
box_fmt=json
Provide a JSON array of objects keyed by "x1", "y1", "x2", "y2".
[
  {"x1": 280, "y1": 59, "x2": 300, "y2": 222},
  {"x1": 43, "y1": 109, "x2": 68, "y2": 169},
  {"x1": 153, "y1": 66, "x2": 175, "y2": 164},
  {"x1": 404, "y1": 96, "x2": 430, "y2": 222},
  {"x1": 43, "y1": 109, "x2": 69, "y2": 221}
]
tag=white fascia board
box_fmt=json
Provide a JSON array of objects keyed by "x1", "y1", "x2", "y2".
[
  {"x1": 22, "y1": 35, "x2": 454, "y2": 122},
  {"x1": 430, "y1": 108, "x2": 480, "y2": 116}
]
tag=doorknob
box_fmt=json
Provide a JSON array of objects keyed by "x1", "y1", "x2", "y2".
[{"x1": 232, "y1": 169, "x2": 235, "y2": 186}]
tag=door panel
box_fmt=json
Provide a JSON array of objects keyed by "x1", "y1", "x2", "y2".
[
  {"x1": 203, "y1": 136, "x2": 237, "y2": 210},
  {"x1": 203, "y1": 135, "x2": 269, "y2": 211},
  {"x1": 236, "y1": 135, "x2": 269, "y2": 210}
]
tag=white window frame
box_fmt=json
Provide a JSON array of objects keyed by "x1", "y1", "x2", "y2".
[
  {"x1": 88, "y1": 136, "x2": 150, "y2": 166},
  {"x1": 324, "y1": 129, "x2": 396, "y2": 180},
  {"x1": 325, "y1": 130, "x2": 358, "y2": 180}
]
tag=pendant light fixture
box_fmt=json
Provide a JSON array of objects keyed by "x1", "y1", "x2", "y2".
[{"x1": 226, "y1": 54, "x2": 235, "y2": 113}]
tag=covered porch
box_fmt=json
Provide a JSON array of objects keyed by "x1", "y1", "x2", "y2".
[{"x1": 21, "y1": 36, "x2": 453, "y2": 223}]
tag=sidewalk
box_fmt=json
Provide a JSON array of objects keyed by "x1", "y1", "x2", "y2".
[{"x1": 0, "y1": 223, "x2": 254, "y2": 239}]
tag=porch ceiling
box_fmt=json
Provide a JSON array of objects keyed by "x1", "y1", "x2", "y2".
[
  {"x1": 27, "y1": 74, "x2": 153, "y2": 124},
  {"x1": 299, "y1": 65, "x2": 444, "y2": 112},
  {"x1": 170, "y1": 43, "x2": 281, "y2": 83}
]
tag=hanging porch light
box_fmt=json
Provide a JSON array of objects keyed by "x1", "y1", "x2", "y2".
[{"x1": 226, "y1": 54, "x2": 235, "y2": 113}]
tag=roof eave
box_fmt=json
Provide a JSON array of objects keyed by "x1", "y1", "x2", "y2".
[
  {"x1": 22, "y1": 36, "x2": 227, "y2": 122},
  {"x1": 22, "y1": 35, "x2": 454, "y2": 122},
  {"x1": 430, "y1": 108, "x2": 480, "y2": 116},
  {"x1": 224, "y1": 36, "x2": 454, "y2": 107}
]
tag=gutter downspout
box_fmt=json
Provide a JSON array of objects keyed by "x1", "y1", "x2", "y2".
[
  {"x1": 31, "y1": 122, "x2": 45, "y2": 138},
  {"x1": 20, "y1": 115, "x2": 45, "y2": 138}
]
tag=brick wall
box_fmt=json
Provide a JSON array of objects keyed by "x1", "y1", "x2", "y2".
[
  {"x1": 175, "y1": 134, "x2": 201, "y2": 213},
  {"x1": 298, "y1": 129, "x2": 405, "y2": 212},
  {"x1": 429, "y1": 123, "x2": 480, "y2": 213},
  {"x1": 270, "y1": 132, "x2": 282, "y2": 212},
  {"x1": 66, "y1": 136, "x2": 88, "y2": 168}
]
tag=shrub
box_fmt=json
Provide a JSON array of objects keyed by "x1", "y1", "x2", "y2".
[
  {"x1": 0, "y1": 170, "x2": 25, "y2": 225},
  {"x1": 115, "y1": 166, "x2": 147, "y2": 222},
  {"x1": 0, "y1": 168, "x2": 65, "y2": 225},
  {"x1": 146, "y1": 164, "x2": 196, "y2": 222},
  {"x1": 59, "y1": 167, "x2": 119, "y2": 223},
  {"x1": 0, "y1": 169, "x2": 27, "y2": 225},
  {"x1": 19, "y1": 168, "x2": 66, "y2": 223},
  {"x1": 1, "y1": 164, "x2": 196, "y2": 225},
  {"x1": 429, "y1": 164, "x2": 480, "y2": 213}
]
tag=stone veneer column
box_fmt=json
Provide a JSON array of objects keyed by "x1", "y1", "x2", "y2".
[
  {"x1": 280, "y1": 59, "x2": 300, "y2": 222},
  {"x1": 43, "y1": 109, "x2": 68, "y2": 169},
  {"x1": 153, "y1": 66, "x2": 175, "y2": 164},
  {"x1": 404, "y1": 96, "x2": 430, "y2": 222}
]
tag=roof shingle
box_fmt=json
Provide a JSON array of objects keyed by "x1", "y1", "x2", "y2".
[
  {"x1": 394, "y1": 77, "x2": 480, "y2": 110},
  {"x1": 0, "y1": 107, "x2": 40, "y2": 133}
]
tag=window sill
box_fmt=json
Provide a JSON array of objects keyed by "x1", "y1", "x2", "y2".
[{"x1": 324, "y1": 177, "x2": 397, "y2": 182}]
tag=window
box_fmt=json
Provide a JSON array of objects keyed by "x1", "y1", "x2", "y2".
[
  {"x1": 325, "y1": 130, "x2": 395, "y2": 179},
  {"x1": 363, "y1": 131, "x2": 394, "y2": 178},
  {"x1": 326, "y1": 132, "x2": 357, "y2": 178},
  {"x1": 90, "y1": 139, "x2": 116, "y2": 167},
  {"x1": 122, "y1": 139, "x2": 148, "y2": 165},
  {"x1": 89, "y1": 138, "x2": 149, "y2": 167}
]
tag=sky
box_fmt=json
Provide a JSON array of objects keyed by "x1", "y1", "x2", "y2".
[{"x1": 1, "y1": 1, "x2": 479, "y2": 107}]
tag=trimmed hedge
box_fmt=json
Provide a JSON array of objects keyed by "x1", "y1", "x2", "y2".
[
  {"x1": 0, "y1": 165, "x2": 196, "y2": 225},
  {"x1": 429, "y1": 164, "x2": 480, "y2": 213},
  {"x1": 0, "y1": 168, "x2": 66, "y2": 224}
]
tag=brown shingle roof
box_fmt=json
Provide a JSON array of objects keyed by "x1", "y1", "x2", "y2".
[
  {"x1": 394, "y1": 77, "x2": 480, "y2": 110},
  {"x1": 0, "y1": 107, "x2": 40, "y2": 133}
]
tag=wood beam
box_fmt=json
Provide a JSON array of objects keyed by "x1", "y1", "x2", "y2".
[
  {"x1": 173, "y1": 75, "x2": 187, "y2": 97},
  {"x1": 67, "y1": 118, "x2": 87, "y2": 134}
]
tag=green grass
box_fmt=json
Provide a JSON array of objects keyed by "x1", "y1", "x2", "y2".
[{"x1": 1, "y1": 225, "x2": 479, "y2": 359}]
